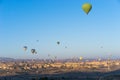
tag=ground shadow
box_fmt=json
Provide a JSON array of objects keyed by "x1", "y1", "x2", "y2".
[{"x1": 0, "y1": 69, "x2": 120, "y2": 80}]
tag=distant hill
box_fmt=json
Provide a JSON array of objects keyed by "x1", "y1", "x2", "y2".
[{"x1": 0, "y1": 57, "x2": 15, "y2": 61}]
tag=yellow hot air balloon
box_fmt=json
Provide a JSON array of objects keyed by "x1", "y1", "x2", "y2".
[
  {"x1": 79, "y1": 57, "x2": 83, "y2": 60},
  {"x1": 82, "y1": 3, "x2": 92, "y2": 14}
]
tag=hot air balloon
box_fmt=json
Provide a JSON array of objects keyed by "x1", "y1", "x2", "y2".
[
  {"x1": 23, "y1": 46, "x2": 27, "y2": 51},
  {"x1": 36, "y1": 40, "x2": 39, "y2": 42},
  {"x1": 98, "y1": 58, "x2": 101, "y2": 61},
  {"x1": 101, "y1": 46, "x2": 103, "y2": 48},
  {"x1": 48, "y1": 54, "x2": 50, "y2": 57},
  {"x1": 82, "y1": 3, "x2": 92, "y2": 14},
  {"x1": 35, "y1": 51, "x2": 37, "y2": 54},
  {"x1": 54, "y1": 56, "x2": 57, "y2": 59},
  {"x1": 79, "y1": 57, "x2": 83, "y2": 60},
  {"x1": 57, "y1": 41, "x2": 60, "y2": 45},
  {"x1": 31, "y1": 49, "x2": 36, "y2": 54}
]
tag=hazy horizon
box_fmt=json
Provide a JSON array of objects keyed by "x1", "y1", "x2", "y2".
[{"x1": 1, "y1": 0, "x2": 120, "y2": 59}]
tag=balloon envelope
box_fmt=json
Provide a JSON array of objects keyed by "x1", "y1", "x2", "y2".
[
  {"x1": 35, "y1": 52, "x2": 37, "y2": 54},
  {"x1": 57, "y1": 41, "x2": 60, "y2": 45},
  {"x1": 79, "y1": 57, "x2": 83, "y2": 60},
  {"x1": 31, "y1": 49, "x2": 36, "y2": 54},
  {"x1": 48, "y1": 54, "x2": 50, "y2": 57},
  {"x1": 82, "y1": 3, "x2": 92, "y2": 14},
  {"x1": 36, "y1": 40, "x2": 39, "y2": 42},
  {"x1": 23, "y1": 46, "x2": 27, "y2": 51},
  {"x1": 98, "y1": 58, "x2": 101, "y2": 61}
]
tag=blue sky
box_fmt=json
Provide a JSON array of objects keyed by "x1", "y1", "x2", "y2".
[{"x1": 1, "y1": 0, "x2": 120, "y2": 59}]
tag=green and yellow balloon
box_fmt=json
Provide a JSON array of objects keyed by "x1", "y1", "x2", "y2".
[{"x1": 82, "y1": 3, "x2": 92, "y2": 15}]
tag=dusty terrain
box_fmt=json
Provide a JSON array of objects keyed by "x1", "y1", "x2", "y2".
[{"x1": 0, "y1": 60, "x2": 120, "y2": 80}]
